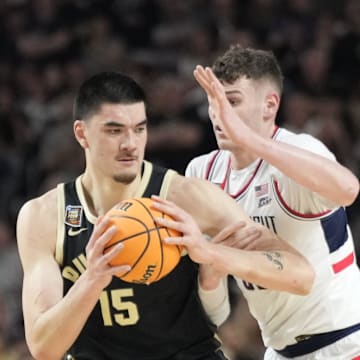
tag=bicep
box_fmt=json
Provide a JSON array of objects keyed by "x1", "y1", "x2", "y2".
[
  {"x1": 22, "y1": 255, "x2": 64, "y2": 332},
  {"x1": 17, "y1": 197, "x2": 63, "y2": 331}
]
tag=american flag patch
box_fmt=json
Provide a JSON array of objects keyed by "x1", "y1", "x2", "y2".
[{"x1": 255, "y1": 183, "x2": 269, "y2": 197}]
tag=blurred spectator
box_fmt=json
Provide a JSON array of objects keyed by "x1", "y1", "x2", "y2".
[{"x1": 0, "y1": 0, "x2": 359, "y2": 358}]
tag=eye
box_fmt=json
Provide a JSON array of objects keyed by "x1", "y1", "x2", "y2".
[
  {"x1": 135, "y1": 126, "x2": 146, "y2": 134},
  {"x1": 228, "y1": 98, "x2": 241, "y2": 106},
  {"x1": 106, "y1": 128, "x2": 122, "y2": 135}
]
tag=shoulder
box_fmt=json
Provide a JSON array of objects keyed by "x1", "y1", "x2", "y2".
[
  {"x1": 18, "y1": 188, "x2": 58, "y2": 221},
  {"x1": 17, "y1": 187, "x2": 59, "y2": 251},
  {"x1": 276, "y1": 128, "x2": 336, "y2": 160},
  {"x1": 186, "y1": 150, "x2": 226, "y2": 177}
]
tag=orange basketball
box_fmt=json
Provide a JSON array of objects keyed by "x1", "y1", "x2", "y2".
[{"x1": 104, "y1": 197, "x2": 183, "y2": 285}]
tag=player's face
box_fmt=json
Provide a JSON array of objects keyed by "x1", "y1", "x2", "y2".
[
  {"x1": 211, "y1": 76, "x2": 273, "y2": 151},
  {"x1": 77, "y1": 102, "x2": 147, "y2": 184}
]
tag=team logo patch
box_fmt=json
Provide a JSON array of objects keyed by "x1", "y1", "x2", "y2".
[{"x1": 65, "y1": 205, "x2": 83, "y2": 227}]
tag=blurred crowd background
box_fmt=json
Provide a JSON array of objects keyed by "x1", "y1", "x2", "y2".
[{"x1": 0, "y1": 0, "x2": 359, "y2": 359}]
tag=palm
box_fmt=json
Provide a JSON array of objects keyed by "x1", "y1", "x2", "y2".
[{"x1": 193, "y1": 65, "x2": 250, "y2": 145}]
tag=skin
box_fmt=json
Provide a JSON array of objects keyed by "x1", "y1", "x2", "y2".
[
  {"x1": 152, "y1": 196, "x2": 311, "y2": 292},
  {"x1": 193, "y1": 65, "x2": 359, "y2": 206},
  {"x1": 17, "y1": 101, "x2": 314, "y2": 360}
]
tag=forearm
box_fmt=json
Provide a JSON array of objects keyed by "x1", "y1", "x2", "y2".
[
  {"x1": 206, "y1": 242, "x2": 314, "y2": 295},
  {"x1": 27, "y1": 273, "x2": 104, "y2": 360},
  {"x1": 198, "y1": 268, "x2": 230, "y2": 326},
  {"x1": 250, "y1": 134, "x2": 359, "y2": 206}
]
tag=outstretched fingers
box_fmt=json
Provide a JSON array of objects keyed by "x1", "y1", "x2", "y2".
[{"x1": 193, "y1": 65, "x2": 214, "y2": 96}]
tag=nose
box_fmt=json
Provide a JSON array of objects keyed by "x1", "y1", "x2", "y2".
[{"x1": 119, "y1": 130, "x2": 137, "y2": 151}]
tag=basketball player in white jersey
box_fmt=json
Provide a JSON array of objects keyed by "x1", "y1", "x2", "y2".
[{"x1": 153, "y1": 46, "x2": 360, "y2": 359}]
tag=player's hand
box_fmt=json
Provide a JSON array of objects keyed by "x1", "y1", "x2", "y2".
[
  {"x1": 85, "y1": 216, "x2": 131, "y2": 288},
  {"x1": 193, "y1": 65, "x2": 254, "y2": 147},
  {"x1": 212, "y1": 221, "x2": 263, "y2": 250},
  {"x1": 151, "y1": 195, "x2": 214, "y2": 265}
]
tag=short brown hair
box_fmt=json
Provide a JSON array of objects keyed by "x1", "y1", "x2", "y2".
[{"x1": 212, "y1": 45, "x2": 284, "y2": 94}]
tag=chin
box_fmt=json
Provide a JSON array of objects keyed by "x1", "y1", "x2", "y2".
[
  {"x1": 216, "y1": 138, "x2": 233, "y2": 151},
  {"x1": 113, "y1": 172, "x2": 137, "y2": 185}
]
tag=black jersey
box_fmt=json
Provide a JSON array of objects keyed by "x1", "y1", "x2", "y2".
[{"x1": 56, "y1": 161, "x2": 221, "y2": 360}]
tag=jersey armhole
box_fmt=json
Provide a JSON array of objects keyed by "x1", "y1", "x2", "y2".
[
  {"x1": 273, "y1": 180, "x2": 331, "y2": 218},
  {"x1": 159, "y1": 169, "x2": 177, "y2": 199}
]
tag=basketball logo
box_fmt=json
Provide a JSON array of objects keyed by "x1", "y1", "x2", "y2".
[{"x1": 104, "y1": 197, "x2": 183, "y2": 284}]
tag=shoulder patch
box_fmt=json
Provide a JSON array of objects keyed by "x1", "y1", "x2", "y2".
[{"x1": 65, "y1": 205, "x2": 83, "y2": 227}]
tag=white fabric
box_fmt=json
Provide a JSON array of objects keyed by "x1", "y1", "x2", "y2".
[
  {"x1": 264, "y1": 329, "x2": 360, "y2": 360},
  {"x1": 186, "y1": 127, "x2": 360, "y2": 353},
  {"x1": 198, "y1": 276, "x2": 230, "y2": 326}
]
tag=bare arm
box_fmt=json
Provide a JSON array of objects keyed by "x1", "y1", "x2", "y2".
[
  {"x1": 17, "y1": 190, "x2": 129, "y2": 360},
  {"x1": 194, "y1": 65, "x2": 359, "y2": 206},
  {"x1": 157, "y1": 177, "x2": 315, "y2": 295}
]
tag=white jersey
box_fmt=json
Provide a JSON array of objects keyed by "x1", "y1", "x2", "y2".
[{"x1": 186, "y1": 127, "x2": 360, "y2": 352}]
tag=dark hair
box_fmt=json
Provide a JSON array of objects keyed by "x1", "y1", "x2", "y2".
[
  {"x1": 212, "y1": 45, "x2": 284, "y2": 94},
  {"x1": 73, "y1": 72, "x2": 146, "y2": 120}
]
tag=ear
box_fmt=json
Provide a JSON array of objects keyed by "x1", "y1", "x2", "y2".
[
  {"x1": 73, "y1": 120, "x2": 89, "y2": 149},
  {"x1": 264, "y1": 92, "x2": 280, "y2": 121}
]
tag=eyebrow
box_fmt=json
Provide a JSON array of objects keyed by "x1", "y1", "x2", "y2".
[{"x1": 103, "y1": 119, "x2": 148, "y2": 127}]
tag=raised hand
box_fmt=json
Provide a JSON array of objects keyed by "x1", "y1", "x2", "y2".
[{"x1": 193, "y1": 65, "x2": 253, "y2": 147}]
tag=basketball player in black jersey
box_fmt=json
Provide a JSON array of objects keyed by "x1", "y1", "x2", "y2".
[{"x1": 16, "y1": 72, "x2": 312, "y2": 360}]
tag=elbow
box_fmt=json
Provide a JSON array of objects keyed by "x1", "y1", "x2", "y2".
[
  {"x1": 27, "y1": 339, "x2": 64, "y2": 360},
  {"x1": 292, "y1": 264, "x2": 315, "y2": 296},
  {"x1": 342, "y1": 178, "x2": 360, "y2": 206}
]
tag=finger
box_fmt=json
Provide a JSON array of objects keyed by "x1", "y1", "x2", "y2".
[
  {"x1": 226, "y1": 228, "x2": 262, "y2": 248},
  {"x1": 163, "y1": 235, "x2": 186, "y2": 245},
  {"x1": 110, "y1": 265, "x2": 132, "y2": 278},
  {"x1": 194, "y1": 66, "x2": 215, "y2": 96},
  {"x1": 93, "y1": 225, "x2": 117, "y2": 255},
  {"x1": 210, "y1": 82, "x2": 229, "y2": 118},
  {"x1": 212, "y1": 221, "x2": 247, "y2": 244},
  {"x1": 151, "y1": 198, "x2": 188, "y2": 222},
  {"x1": 103, "y1": 242, "x2": 126, "y2": 262},
  {"x1": 87, "y1": 216, "x2": 112, "y2": 250},
  {"x1": 205, "y1": 67, "x2": 222, "y2": 87},
  {"x1": 155, "y1": 216, "x2": 185, "y2": 234}
]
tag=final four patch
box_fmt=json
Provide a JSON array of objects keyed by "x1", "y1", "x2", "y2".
[{"x1": 65, "y1": 205, "x2": 83, "y2": 227}]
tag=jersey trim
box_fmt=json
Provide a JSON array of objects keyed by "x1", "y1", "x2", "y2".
[
  {"x1": 276, "y1": 322, "x2": 360, "y2": 357},
  {"x1": 332, "y1": 252, "x2": 355, "y2": 273},
  {"x1": 273, "y1": 180, "x2": 332, "y2": 219},
  {"x1": 159, "y1": 169, "x2": 176, "y2": 199},
  {"x1": 56, "y1": 183, "x2": 65, "y2": 266},
  {"x1": 205, "y1": 150, "x2": 221, "y2": 180},
  {"x1": 75, "y1": 176, "x2": 97, "y2": 224},
  {"x1": 135, "y1": 160, "x2": 152, "y2": 197}
]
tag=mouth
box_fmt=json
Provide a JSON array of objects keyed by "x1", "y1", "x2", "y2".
[{"x1": 115, "y1": 156, "x2": 138, "y2": 163}]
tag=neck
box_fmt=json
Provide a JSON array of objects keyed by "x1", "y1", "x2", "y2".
[
  {"x1": 229, "y1": 124, "x2": 278, "y2": 170},
  {"x1": 80, "y1": 170, "x2": 141, "y2": 217},
  {"x1": 230, "y1": 150, "x2": 259, "y2": 170}
]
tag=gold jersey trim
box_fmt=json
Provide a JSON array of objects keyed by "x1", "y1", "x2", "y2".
[
  {"x1": 75, "y1": 176, "x2": 97, "y2": 224},
  {"x1": 56, "y1": 183, "x2": 65, "y2": 265},
  {"x1": 159, "y1": 168, "x2": 176, "y2": 199},
  {"x1": 134, "y1": 160, "x2": 153, "y2": 197}
]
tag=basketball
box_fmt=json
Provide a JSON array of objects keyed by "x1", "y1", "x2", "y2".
[{"x1": 104, "y1": 197, "x2": 183, "y2": 285}]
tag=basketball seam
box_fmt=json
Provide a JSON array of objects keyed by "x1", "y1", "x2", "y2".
[{"x1": 134, "y1": 199, "x2": 164, "y2": 281}]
